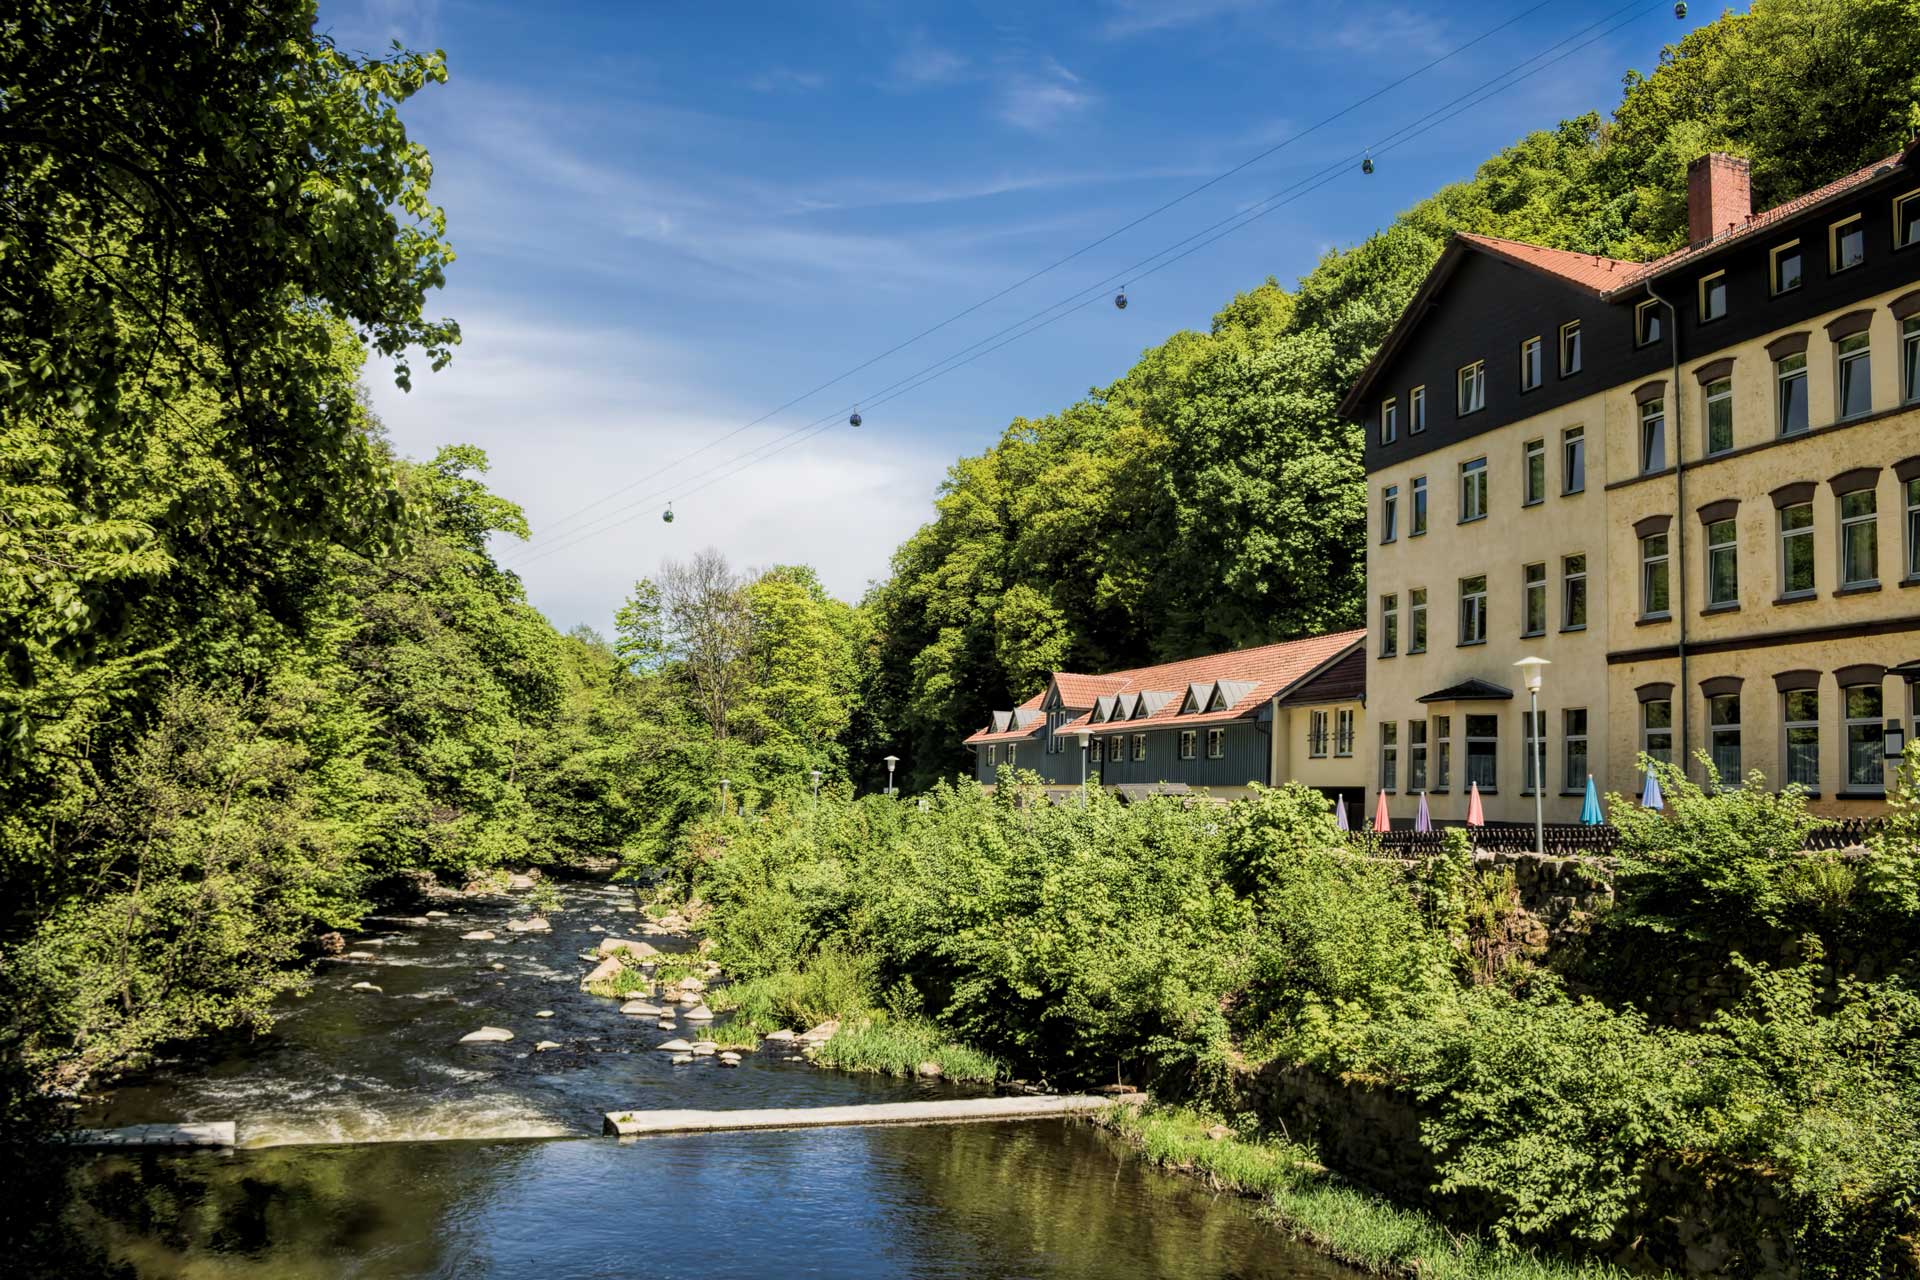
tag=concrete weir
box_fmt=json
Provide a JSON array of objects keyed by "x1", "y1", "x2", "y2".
[
  {"x1": 75, "y1": 1121, "x2": 237, "y2": 1148},
  {"x1": 603, "y1": 1094, "x2": 1126, "y2": 1137}
]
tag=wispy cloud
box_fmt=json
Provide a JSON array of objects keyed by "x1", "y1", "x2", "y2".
[
  {"x1": 1099, "y1": 0, "x2": 1262, "y2": 39},
  {"x1": 1317, "y1": 6, "x2": 1454, "y2": 59},
  {"x1": 745, "y1": 66, "x2": 827, "y2": 94},
  {"x1": 887, "y1": 33, "x2": 970, "y2": 88},
  {"x1": 997, "y1": 59, "x2": 1095, "y2": 132}
]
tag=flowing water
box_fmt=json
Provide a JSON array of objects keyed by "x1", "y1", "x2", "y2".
[{"x1": 61, "y1": 882, "x2": 1360, "y2": 1279}]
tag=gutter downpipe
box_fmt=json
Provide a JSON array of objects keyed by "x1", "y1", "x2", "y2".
[{"x1": 1643, "y1": 280, "x2": 1690, "y2": 778}]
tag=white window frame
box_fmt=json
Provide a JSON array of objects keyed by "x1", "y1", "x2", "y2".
[
  {"x1": 1904, "y1": 316, "x2": 1920, "y2": 405},
  {"x1": 1642, "y1": 698, "x2": 1674, "y2": 765},
  {"x1": 1698, "y1": 269, "x2": 1728, "y2": 323},
  {"x1": 1380, "y1": 396, "x2": 1398, "y2": 445},
  {"x1": 1783, "y1": 688, "x2": 1821, "y2": 791},
  {"x1": 1381, "y1": 484, "x2": 1398, "y2": 543},
  {"x1": 1897, "y1": 190, "x2": 1920, "y2": 250},
  {"x1": 1640, "y1": 531, "x2": 1670, "y2": 618},
  {"x1": 1844, "y1": 683, "x2": 1885, "y2": 792},
  {"x1": 1334, "y1": 707, "x2": 1355, "y2": 758},
  {"x1": 1380, "y1": 593, "x2": 1398, "y2": 658},
  {"x1": 1770, "y1": 240, "x2": 1802, "y2": 295},
  {"x1": 1559, "y1": 320, "x2": 1582, "y2": 376},
  {"x1": 1459, "y1": 574, "x2": 1487, "y2": 646},
  {"x1": 1704, "y1": 377, "x2": 1734, "y2": 455},
  {"x1": 1780, "y1": 501, "x2": 1816, "y2": 597},
  {"x1": 1705, "y1": 517, "x2": 1738, "y2": 607},
  {"x1": 1432, "y1": 715, "x2": 1451, "y2": 790},
  {"x1": 1520, "y1": 336, "x2": 1543, "y2": 391},
  {"x1": 1408, "y1": 719, "x2": 1428, "y2": 792},
  {"x1": 1561, "y1": 553, "x2": 1587, "y2": 631},
  {"x1": 1522, "y1": 708, "x2": 1546, "y2": 795},
  {"x1": 1839, "y1": 486, "x2": 1879, "y2": 588},
  {"x1": 1410, "y1": 475, "x2": 1428, "y2": 536},
  {"x1": 1777, "y1": 351, "x2": 1810, "y2": 436},
  {"x1": 1562, "y1": 707, "x2": 1588, "y2": 792},
  {"x1": 1464, "y1": 714, "x2": 1498, "y2": 791},
  {"x1": 1178, "y1": 730, "x2": 1197, "y2": 760},
  {"x1": 1379, "y1": 720, "x2": 1398, "y2": 793},
  {"x1": 1522, "y1": 562, "x2": 1547, "y2": 637},
  {"x1": 1523, "y1": 438, "x2": 1546, "y2": 506},
  {"x1": 1562, "y1": 426, "x2": 1585, "y2": 494},
  {"x1": 1836, "y1": 332, "x2": 1873, "y2": 421},
  {"x1": 1457, "y1": 361, "x2": 1486, "y2": 416},
  {"x1": 1635, "y1": 298, "x2": 1663, "y2": 347},
  {"x1": 1830, "y1": 213, "x2": 1865, "y2": 273},
  {"x1": 1459, "y1": 457, "x2": 1488, "y2": 523},
  {"x1": 1131, "y1": 733, "x2": 1147, "y2": 762},
  {"x1": 1408, "y1": 587, "x2": 1427, "y2": 654},
  {"x1": 1639, "y1": 397, "x2": 1667, "y2": 474},
  {"x1": 1906, "y1": 475, "x2": 1920, "y2": 581},
  {"x1": 1205, "y1": 728, "x2": 1225, "y2": 760},
  {"x1": 1308, "y1": 710, "x2": 1328, "y2": 758},
  {"x1": 1707, "y1": 692, "x2": 1741, "y2": 783},
  {"x1": 1409, "y1": 385, "x2": 1427, "y2": 434}
]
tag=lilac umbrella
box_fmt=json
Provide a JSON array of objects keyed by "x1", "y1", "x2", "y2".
[
  {"x1": 1333, "y1": 794, "x2": 1349, "y2": 832},
  {"x1": 1640, "y1": 768, "x2": 1665, "y2": 810},
  {"x1": 1414, "y1": 791, "x2": 1432, "y2": 833}
]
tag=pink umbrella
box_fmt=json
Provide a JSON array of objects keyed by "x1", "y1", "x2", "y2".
[
  {"x1": 1373, "y1": 789, "x2": 1391, "y2": 832},
  {"x1": 1466, "y1": 782, "x2": 1485, "y2": 828}
]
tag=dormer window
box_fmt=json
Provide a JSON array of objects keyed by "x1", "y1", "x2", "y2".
[
  {"x1": 1770, "y1": 240, "x2": 1802, "y2": 294},
  {"x1": 1830, "y1": 213, "x2": 1865, "y2": 273},
  {"x1": 1898, "y1": 191, "x2": 1920, "y2": 250},
  {"x1": 1636, "y1": 298, "x2": 1663, "y2": 347},
  {"x1": 1698, "y1": 270, "x2": 1727, "y2": 323},
  {"x1": 1456, "y1": 361, "x2": 1485, "y2": 415},
  {"x1": 1380, "y1": 397, "x2": 1398, "y2": 445}
]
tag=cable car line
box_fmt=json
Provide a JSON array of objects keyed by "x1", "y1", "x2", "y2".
[{"x1": 503, "y1": 0, "x2": 1665, "y2": 567}]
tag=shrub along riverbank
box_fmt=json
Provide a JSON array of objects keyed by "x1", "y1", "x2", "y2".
[{"x1": 655, "y1": 762, "x2": 1920, "y2": 1277}]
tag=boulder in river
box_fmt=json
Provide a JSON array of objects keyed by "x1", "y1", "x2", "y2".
[
  {"x1": 670, "y1": 1053, "x2": 694, "y2": 1064},
  {"x1": 655, "y1": 1038, "x2": 693, "y2": 1052},
  {"x1": 535, "y1": 1010, "x2": 555, "y2": 1018},
  {"x1": 683, "y1": 1004, "x2": 715, "y2": 1021},
  {"x1": 657, "y1": 1019, "x2": 677, "y2": 1029},
  {"x1": 350, "y1": 981, "x2": 383, "y2": 993},
  {"x1": 534, "y1": 1041, "x2": 562, "y2": 1053},
  {"x1": 690, "y1": 1043, "x2": 717, "y2": 1056},
  {"x1": 508, "y1": 873, "x2": 537, "y2": 891},
  {"x1": 916, "y1": 1061, "x2": 944, "y2": 1079},
  {"x1": 507, "y1": 917, "x2": 551, "y2": 933},
  {"x1": 717, "y1": 1053, "x2": 741, "y2": 1068},
  {"x1": 764, "y1": 1029, "x2": 797, "y2": 1042},
  {"x1": 596, "y1": 937, "x2": 659, "y2": 960},
  {"x1": 425, "y1": 910, "x2": 450, "y2": 919},
  {"x1": 798, "y1": 1020, "x2": 839, "y2": 1043},
  {"x1": 317, "y1": 932, "x2": 346, "y2": 955},
  {"x1": 620, "y1": 1000, "x2": 662, "y2": 1016},
  {"x1": 490, "y1": 963, "x2": 506, "y2": 971},
  {"x1": 677, "y1": 976, "x2": 705, "y2": 994},
  {"x1": 460, "y1": 1027, "x2": 514, "y2": 1044},
  {"x1": 461, "y1": 930, "x2": 496, "y2": 941},
  {"x1": 581, "y1": 957, "x2": 624, "y2": 988}
]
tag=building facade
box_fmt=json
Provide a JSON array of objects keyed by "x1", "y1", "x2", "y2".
[
  {"x1": 962, "y1": 632, "x2": 1365, "y2": 809},
  {"x1": 1346, "y1": 143, "x2": 1920, "y2": 824}
]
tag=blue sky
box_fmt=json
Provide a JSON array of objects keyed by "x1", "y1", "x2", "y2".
[{"x1": 323, "y1": 0, "x2": 1707, "y2": 633}]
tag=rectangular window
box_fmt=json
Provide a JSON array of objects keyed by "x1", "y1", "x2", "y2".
[
  {"x1": 1523, "y1": 438, "x2": 1546, "y2": 505},
  {"x1": 1777, "y1": 352, "x2": 1809, "y2": 435},
  {"x1": 1459, "y1": 457, "x2": 1487, "y2": 523},
  {"x1": 986, "y1": 745, "x2": 997, "y2": 766},
  {"x1": 1381, "y1": 484, "x2": 1399, "y2": 543},
  {"x1": 1520, "y1": 336, "x2": 1543, "y2": 391},
  {"x1": 1380, "y1": 397, "x2": 1398, "y2": 445},
  {"x1": 1308, "y1": 710, "x2": 1328, "y2": 758},
  {"x1": 1562, "y1": 426, "x2": 1585, "y2": 494},
  {"x1": 1522, "y1": 562, "x2": 1547, "y2": 636},
  {"x1": 1465, "y1": 715, "x2": 1498, "y2": 790},
  {"x1": 1090, "y1": 737, "x2": 1103, "y2": 765},
  {"x1": 1410, "y1": 476, "x2": 1428, "y2": 536},
  {"x1": 1837, "y1": 332, "x2": 1873, "y2": 420},
  {"x1": 1459, "y1": 574, "x2": 1487, "y2": 646},
  {"x1": 1206, "y1": 728, "x2": 1225, "y2": 760},
  {"x1": 1698, "y1": 270, "x2": 1727, "y2": 322},
  {"x1": 1771, "y1": 240, "x2": 1803, "y2": 295},
  {"x1": 1781, "y1": 502, "x2": 1816, "y2": 595},
  {"x1": 1639, "y1": 397, "x2": 1667, "y2": 473},
  {"x1": 1907, "y1": 477, "x2": 1920, "y2": 580},
  {"x1": 1408, "y1": 587, "x2": 1427, "y2": 654},
  {"x1": 1457, "y1": 361, "x2": 1486, "y2": 415},
  {"x1": 1898, "y1": 191, "x2": 1920, "y2": 250},
  {"x1": 1522, "y1": 709, "x2": 1546, "y2": 794},
  {"x1": 1563, "y1": 707, "x2": 1588, "y2": 792},
  {"x1": 1840, "y1": 487, "x2": 1878, "y2": 587},
  {"x1": 1380, "y1": 593, "x2": 1398, "y2": 658},
  {"x1": 1704, "y1": 378, "x2": 1733, "y2": 455},
  {"x1": 1178, "y1": 730, "x2": 1196, "y2": 760},
  {"x1": 1905, "y1": 317, "x2": 1920, "y2": 404},
  {"x1": 1432, "y1": 715, "x2": 1452, "y2": 790},
  {"x1": 1562, "y1": 553, "x2": 1587, "y2": 630},
  {"x1": 1409, "y1": 385, "x2": 1426, "y2": 434},
  {"x1": 1409, "y1": 719, "x2": 1428, "y2": 791},
  {"x1": 1559, "y1": 321, "x2": 1582, "y2": 376},
  {"x1": 1846, "y1": 684, "x2": 1884, "y2": 791},
  {"x1": 1709, "y1": 692, "x2": 1742, "y2": 783},
  {"x1": 1642, "y1": 699, "x2": 1673, "y2": 764},
  {"x1": 1830, "y1": 213, "x2": 1865, "y2": 272},
  {"x1": 1131, "y1": 733, "x2": 1147, "y2": 762},
  {"x1": 1706, "y1": 518, "x2": 1738, "y2": 607},
  {"x1": 1641, "y1": 532, "x2": 1671, "y2": 617},
  {"x1": 1380, "y1": 721, "x2": 1398, "y2": 792},
  {"x1": 1636, "y1": 298, "x2": 1663, "y2": 347},
  {"x1": 1784, "y1": 689, "x2": 1820, "y2": 790},
  {"x1": 1334, "y1": 708, "x2": 1355, "y2": 757}
]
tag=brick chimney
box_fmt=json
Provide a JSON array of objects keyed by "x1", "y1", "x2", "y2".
[{"x1": 1687, "y1": 153, "x2": 1752, "y2": 246}]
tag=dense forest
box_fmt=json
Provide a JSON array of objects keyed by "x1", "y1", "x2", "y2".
[{"x1": 2, "y1": 0, "x2": 1919, "y2": 1119}]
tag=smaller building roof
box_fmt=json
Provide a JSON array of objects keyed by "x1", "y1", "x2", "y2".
[{"x1": 1418, "y1": 677, "x2": 1514, "y2": 704}]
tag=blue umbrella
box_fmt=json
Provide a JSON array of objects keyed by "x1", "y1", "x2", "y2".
[
  {"x1": 1580, "y1": 774, "x2": 1604, "y2": 825},
  {"x1": 1334, "y1": 794, "x2": 1349, "y2": 832},
  {"x1": 1414, "y1": 791, "x2": 1432, "y2": 833},
  {"x1": 1639, "y1": 768, "x2": 1664, "y2": 810}
]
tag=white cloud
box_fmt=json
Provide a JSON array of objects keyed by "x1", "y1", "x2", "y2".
[
  {"x1": 1318, "y1": 6, "x2": 1454, "y2": 59},
  {"x1": 887, "y1": 35, "x2": 971, "y2": 88},
  {"x1": 745, "y1": 67, "x2": 828, "y2": 93},
  {"x1": 997, "y1": 60, "x2": 1095, "y2": 132},
  {"x1": 362, "y1": 306, "x2": 948, "y2": 630},
  {"x1": 1099, "y1": 0, "x2": 1262, "y2": 39}
]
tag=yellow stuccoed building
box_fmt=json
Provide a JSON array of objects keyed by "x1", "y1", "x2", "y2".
[{"x1": 1345, "y1": 143, "x2": 1920, "y2": 825}]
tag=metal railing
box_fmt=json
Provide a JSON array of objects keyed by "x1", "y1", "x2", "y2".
[{"x1": 1356, "y1": 816, "x2": 1884, "y2": 858}]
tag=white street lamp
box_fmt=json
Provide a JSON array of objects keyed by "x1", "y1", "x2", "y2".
[
  {"x1": 718, "y1": 777, "x2": 731, "y2": 818},
  {"x1": 884, "y1": 755, "x2": 899, "y2": 798},
  {"x1": 809, "y1": 769, "x2": 823, "y2": 808},
  {"x1": 1514, "y1": 657, "x2": 1550, "y2": 853},
  {"x1": 1075, "y1": 729, "x2": 1092, "y2": 800}
]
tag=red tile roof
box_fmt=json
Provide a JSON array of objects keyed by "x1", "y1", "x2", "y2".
[
  {"x1": 963, "y1": 631, "x2": 1365, "y2": 745},
  {"x1": 1454, "y1": 233, "x2": 1638, "y2": 295},
  {"x1": 1051, "y1": 672, "x2": 1132, "y2": 707}
]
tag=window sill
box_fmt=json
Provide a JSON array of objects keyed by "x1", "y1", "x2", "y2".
[
  {"x1": 1773, "y1": 591, "x2": 1818, "y2": 606},
  {"x1": 1522, "y1": 498, "x2": 1544, "y2": 508},
  {"x1": 1638, "y1": 464, "x2": 1676, "y2": 481},
  {"x1": 1836, "y1": 789, "x2": 1888, "y2": 800},
  {"x1": 1378, "y1": 653, "x2": 1397, "y2": 660},
  {"x1": 1901, "y1": 576, "x2": 1920, "y2": 589},
  {"x1": 1834, "y1": 581, "x2": 1882, "y2": 597},
  {"x1": 1560, "y1": 623, "x2": 1588, "y2": 633},
  {"x1": 1457, "y1": 639, "x2": 1487, "y2": 648},
  {"x1": 1426, "y1": 788, "x2": 1450, "y2": 795},
  {"x1": 1635, "y1": 613, "x2": 1673, "y2": 628},
  {"x1": 1408, "y1": 649, "x2": 1427, "y2": 657},
  {"x1": 1519, "y1": 630, "x2": 1545, "y2": 640},
  {"x1": 1558, "y1": 790, "x2": 1589, "y2": 798},
  {"x1": 1562, "y1": 488, "x2": 1586, "y2": 498},
  {"x1": 1700, "y1": 601, "x2": 1741, "y2": 616},
  {"x1": 1458, "y1": 514, "x2": 1487, "y2": 525}
]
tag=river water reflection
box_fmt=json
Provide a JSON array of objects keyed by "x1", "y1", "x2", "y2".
[{"x1": 62, "y1": 882, "x2": 1362, "y2": 1278}]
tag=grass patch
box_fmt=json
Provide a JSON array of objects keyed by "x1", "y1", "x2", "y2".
[
  {"x1": 583, "y1": 963, "x2": 655, "y2": 998},
  {"x1": 1099, "y1": 1105, "x2": 1652, "y2": 1280},
  {"x1": 705, "y1": 1021, "x2": 760, "y2": 1051},
  {"x1": 708, "y1": 951, "x2": 876, "y2": 1033},
  {"x1": 811, "y1": 1016, "x2": 1001, "y2": 1084},
  {"x1": 649, "y1": 955, "x2": 707, "y2": 987}
]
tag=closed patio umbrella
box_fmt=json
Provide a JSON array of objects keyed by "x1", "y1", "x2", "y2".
[
  {"x1": 1465, "y1": 782, "x2": 1485, "y2": 828},
  {"x1": 1414, "y1": 791, "x2": 1432, "y2": 833},
  {"x1": 1372, "y1": 789, "x2": 1391, "y2": 832},
  {"x1": 1580, "y1": 774, "x2": 1604, "y2": 825},
  {"x1": 1640, "y1": 768, "x2": 1664, "y2": 810},
  {"x1": 1334, "y1": 794, "x2": 1349, "y2": 832}
]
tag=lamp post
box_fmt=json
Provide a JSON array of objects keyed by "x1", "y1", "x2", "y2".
[
  {"x1": 718, "y1": 777, "x2": 731, "y2": 818},
  {"x1": 1514, "y1": 658, "x2": 1550, "y2": 854},
  {"x1": 884, "y1": 755, "x2": 899, "y2": 798},
  {"x1": 809, "y1": 769, "x2": 823, "y2": 809},
  {"x1": 1076, "y1": 729, "x2": 1092, "y2": 802}
]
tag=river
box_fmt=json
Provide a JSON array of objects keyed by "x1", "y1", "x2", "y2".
[{"x1": 62, "y1": 881, "x2": 1361, "y2": 1279}]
